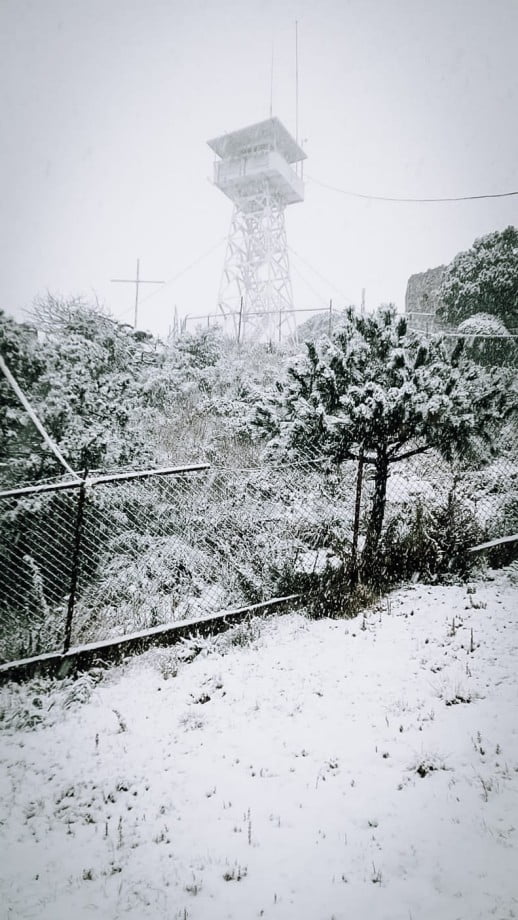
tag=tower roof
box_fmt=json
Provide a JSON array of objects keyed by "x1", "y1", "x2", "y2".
[{"x1": 208, "y1": 117, "x2": 306, "y2": 164}]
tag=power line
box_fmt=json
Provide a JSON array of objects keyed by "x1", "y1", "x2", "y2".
[
  {"x1": 138, "y1": 236, "x2": 228, "y2": 307},
  {"x1": 306, "y1": 173, "x2": 518, "y2": 203},
  {"x1": 288, "y1": 244, "x2": 352, "y2": 302},
  {"x1": 290, "y1": 258, "x2": 328, "y2": 305}
]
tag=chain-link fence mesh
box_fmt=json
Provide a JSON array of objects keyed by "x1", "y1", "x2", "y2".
[
  {"x1": 362, "y1": 421, "x2": 518, "y2": 581},
  {"x1": 0, "y1": 486, "x2": 79, "y2": 661},
  {"x1": 2, "y1": 421, "x2": 516, "y2": 667},
  {"x1": 0, "y1": 455, "x2": 360, "y2": 664},
  {"x1": 2, "y1": 318, "x2": 517, "y2": 671},
  {"x1": 72, "y1": 458, "x2": 360, "y2": 646}
]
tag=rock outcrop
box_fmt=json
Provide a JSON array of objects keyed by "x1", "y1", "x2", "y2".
[{"x1": 405, "y1": 265, "x2": 446, "y2": 333}]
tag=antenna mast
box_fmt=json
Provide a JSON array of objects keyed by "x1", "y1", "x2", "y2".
[
  {"x1": 269, "y1": 37, "x2": 274, "y2": 118},
  {"x1": 295, "y1": 20, "x2": 299, "y2": 144},
  {"x1": 111, "y1": 258, "x2": 164, "y2": 329}
]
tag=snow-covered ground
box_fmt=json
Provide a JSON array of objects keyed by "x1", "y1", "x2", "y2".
[{"x1": 1, "y1": 570, "x2": 517, "y2": 920}]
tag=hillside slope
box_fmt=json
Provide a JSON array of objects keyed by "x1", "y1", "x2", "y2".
[{"x1": 1, "y1": 571, "x2": 517, "y2": 920}]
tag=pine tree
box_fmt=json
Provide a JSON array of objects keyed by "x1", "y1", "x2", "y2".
[{"x1": 256, "y1": 306, "x2": 512, "y2": 578}]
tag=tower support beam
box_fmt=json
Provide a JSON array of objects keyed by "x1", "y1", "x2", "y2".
[{"x1": 218, "y1": 183, "x2": 295, "y2": 342}]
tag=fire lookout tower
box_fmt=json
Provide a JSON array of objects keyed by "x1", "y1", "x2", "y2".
[{"x1": 208, "y1": 117, "x2": 306, "y2": 342}]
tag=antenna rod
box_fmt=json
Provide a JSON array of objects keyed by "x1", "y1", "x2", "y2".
[
  {"x1": 134, "y1": 257, "x2": 140, "y2": 329},
  {"x1": 269, "y1": 37, "x2": 274, "y2": 118},
  {"x1": 295, "y1": 20, "x2": 299, "y2": 144},
  {"x1": 111, "y1": 258, "x2": 164, "y2": 330}
]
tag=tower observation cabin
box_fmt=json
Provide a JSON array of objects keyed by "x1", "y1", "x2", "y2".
[{"x1": 208, "y1": 117, "x2": 307, "y2": 342}]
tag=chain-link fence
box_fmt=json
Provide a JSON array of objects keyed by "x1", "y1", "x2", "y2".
[
  {"x1": 2, "y1": 422, "x2": 517, "y2": 668},
  {"x1": 361, "y1": 422, "x2": 518, "y2": 581},
  {"x1": 0, "y1": 456, "x2": 360, "y2": 664},
  {"x1": 2, "y1": 310, "x2": 518, "y2": 672}
]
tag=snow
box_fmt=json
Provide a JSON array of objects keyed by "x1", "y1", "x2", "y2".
[
  {"x1": 295, "y1": 549, "x2": 341, "y2": 574},
  {"x1": 457, "y1": 312, "x2": 511, "y2": 338},
  {"x1": 1, "y1": 570, "x2": 518, "y2": 920},
  {"x1": 386, "y1": 471, "x2": 438, "y2": 502}
]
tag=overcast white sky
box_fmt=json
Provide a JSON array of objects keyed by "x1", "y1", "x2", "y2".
[{"x1": 1, "y1": 0, "x2": 517, "y2": 337}]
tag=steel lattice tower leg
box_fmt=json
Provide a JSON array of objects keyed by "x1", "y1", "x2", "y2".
[{"x1": 218, "y1": 183, "x2": 296, "y2": 343}]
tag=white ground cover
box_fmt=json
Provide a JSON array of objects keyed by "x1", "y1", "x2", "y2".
[{"x1": 1, "y1": 570, "x2": 517, "y2": 920}]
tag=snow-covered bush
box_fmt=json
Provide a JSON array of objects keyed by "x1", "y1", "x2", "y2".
[
  {"x1": 2, "y1": 300, "x2": 516, "y2": 656},
  {"x1": 256, "y1": 305, "x2": 511, "y2": 584},
  {"x1": 483, "y1": 495, "x2": 518, "y2": 567},
  {"x1": 377, "y1": 492, "x2": 483, "y2": 584},
  {"x1": 439, "y1": 226, "x2": 518, "y2": 329},
  {"x1": 457, "y1": 313, "x2": 517, "y2": 368}
]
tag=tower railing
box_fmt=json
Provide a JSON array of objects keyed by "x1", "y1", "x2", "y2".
[{"x1": 214, "y1": 151, "x2": 304, "y2": 205}]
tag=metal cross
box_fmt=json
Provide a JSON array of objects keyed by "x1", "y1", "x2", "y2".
[{"x1": 111, "y1": 258, "x2": 164, "y2": 329}]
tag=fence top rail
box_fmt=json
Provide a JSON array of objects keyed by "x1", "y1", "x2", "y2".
[
  {"x1": 469, "y1": 533, "x2": 518, "y2": 552},
  {"x1": 429, "y1": 332, "x2": 518, "y2": 340},
  {"x1": 87, "y1": 463, "x2": 210, "y2": 487},
  {"x1": 0, "y1": 463, "x2": 211, "y2": 500}
]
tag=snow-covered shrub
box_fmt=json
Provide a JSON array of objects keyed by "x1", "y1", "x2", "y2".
[
  {"x1": 73, "y1": 531, "x2": 228, "y2": 641},
  {"x1": 439, "y1": 225, "x2": 518, "y2": 330},
  {"x1": 0, "y1": 488, "x2": 83, "y2": 660},
  {"x1": 0, "y1": 670, "x2": 104, "y2": 732},
  {"x1": 505, "y1": 560, "x2": 518, "y2": 584},
  {"x1": 256, "y1": 305, "x2": 512, "y2": 584},
  {"x1": 376, "y1": 492, "x2": 483, "y2": 584},
  {"x1": 454, "y1": 455, "x2": 518, "y2": 561},
  {"x1": 483, "y1": 495, "x2": 518, "y2": 567},
  {"x1": 457, "y1": 313, "x2": 517, "y2": 368}
]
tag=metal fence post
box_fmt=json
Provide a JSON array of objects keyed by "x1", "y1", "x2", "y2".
[
  {"x1": 237, "y1": 296, "x2": 243, "y2": 344},
  {"x1": 63, "y1": 480, "x2": 87, "y2": 653},
  {"x1": 349, "y1": 448, "x2": 364, "y2": 587}
]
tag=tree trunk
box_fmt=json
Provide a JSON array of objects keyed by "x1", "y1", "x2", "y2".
[{"x1": 361, "y1": 452, "x2": 389, "y2": 582}]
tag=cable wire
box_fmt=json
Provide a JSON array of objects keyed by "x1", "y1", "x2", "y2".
[
  {"x1": 138, "y1": 236, "x2": 228, "y2": 307},
  {"x1": 289, "y1": 259, "x2": 328, "y2": 306},
  {"x1": 288, "y1": 244, "x2": 352, "y2": 303},
  {"x1": 307, "y1": 173, "x2": 518, "y2": 203}
]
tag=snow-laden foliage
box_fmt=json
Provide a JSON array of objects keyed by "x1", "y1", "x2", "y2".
[
  {"x1": 458, "y1": 313, "x2": 509, "y2": 337},
  {"x1": 141, "y1": 325, "x2": 286, "y2": 465},
  {"x1": 293, "y1": 307, "x2": 353, "y2": 344},
  {"x1": 1, "y1": 297, "x2": 154, "y2": 487},
  {"x1": 256, "y1": 305, "x2": 513, "y2": 578},
  {"x1": 456, "y1": 312, "x2": 518, "y2": 368},
  {"x1": 439, "y1": 225, "x2": 518, "y2": 329},
  {"x1": 1, "y1": 298, "x2": 517, "y2": 661},
  {"x1": 379, "y1": 491, "x2": 483, "y2": 584},
  {"x1": 0, "y1": 312, "x2": 45, "y2": 481},
  {"x1": 33, "y1": 296, "x2": 152, "y2": 474}
]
